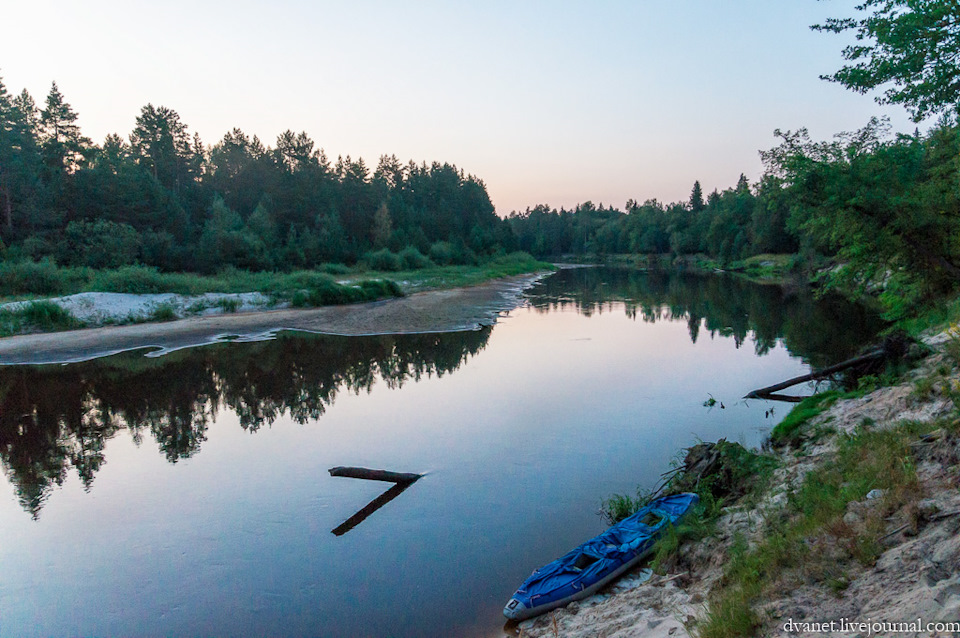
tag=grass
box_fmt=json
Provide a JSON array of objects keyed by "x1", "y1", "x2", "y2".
[
  {"x1": 897, "y1": 296, "x2": 960, "y2": 338},
  {"x1": 0, "y1": 253, "x2": 551, "y2": 301},
  {"x1": 0, "y1": 301, "x2": 85, "y2": 336},
  {"x1": 768, "y1": 391, "x2": 843, "y2": 447},
  {"x1": 148, "y1": 303, "x2": 178, "y2": 322},
  {"x1": 341, "y1": 252, "x2": 554, "y2": 291},
  {"x1": 694, "y1": 418, "x2": 937, "y2": 638},
  {"x1": 601, "y1": 440, "x2": 778, "y2": 576},
  {"x1": 290, "y1": 278, "x2": 403, "y2": 307}
]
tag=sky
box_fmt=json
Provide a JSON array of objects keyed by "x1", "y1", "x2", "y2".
[{"x1": 1, "y1": 1, "x2": 921, "y2": 214}]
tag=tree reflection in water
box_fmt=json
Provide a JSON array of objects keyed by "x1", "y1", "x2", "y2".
[
  {"x1": 0, "y1": 269, "x2": 883, "y2": 518},
  {"x1": 526, "y1": 268, "x2": 883, "y2": 368},
  {"x1": 0, "y1": 328, "x2": 492, "y2": 518}
]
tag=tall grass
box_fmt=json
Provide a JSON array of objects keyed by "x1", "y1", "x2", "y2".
[{"x1": 0, "y1": 301, "x2": 84, "y2": 336}]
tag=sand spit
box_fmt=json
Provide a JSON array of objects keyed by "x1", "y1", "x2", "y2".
[
  {"x1": 1, "y1": 291, "x2": 277, "y2": 324},
  {"x1": 0, "y1": 273, "x2": 546, "y2": 365}
]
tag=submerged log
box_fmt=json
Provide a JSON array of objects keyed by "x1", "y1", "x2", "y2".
[
  {"x1": 744, "y1": 349, "x2": 885, "y2": 399},
  {"x1": 328, "y1": 467, "x2": 422, "y2": 483}
]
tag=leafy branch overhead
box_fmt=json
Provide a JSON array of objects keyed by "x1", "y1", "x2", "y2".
[{"x1": 814, "y1": 0, "x2": 960, "y2": 121}]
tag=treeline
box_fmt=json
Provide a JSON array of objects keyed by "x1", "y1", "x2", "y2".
[
  {"x1": 508, "y1": 173, "x2": 796, "y2": 263},
  {"x1": 0, "y1": 77, "x2": 515, "y2": 272},
  {"x1": 509, "y1": 117, "x2": 960, "y2": 316}
]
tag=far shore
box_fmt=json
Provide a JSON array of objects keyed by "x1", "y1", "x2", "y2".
[{"x1": 0, "y1": 272, "x2": 548, "y2": 366}]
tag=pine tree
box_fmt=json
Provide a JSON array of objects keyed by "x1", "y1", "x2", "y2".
[
  {"x1": 735, "y1": 173, "x2": 750, "y2": 194},
  {"x1": 689, "y1": 180, "x2": 705, "y2": 212},
  {"x1": 130, "y1": 104, "x2": 192, "y2": 192},
  {"x1": 39, "y1": 82, "x2": 88, "y2": 173}
]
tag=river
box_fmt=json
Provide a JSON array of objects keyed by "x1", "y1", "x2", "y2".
[{"x1": 0, "y1": 268, "x2": 882, "y2": 637}]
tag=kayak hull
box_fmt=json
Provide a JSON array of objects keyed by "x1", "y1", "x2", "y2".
[{"x1": 503, "y1": 492, "x2": 698, "y2": 621}]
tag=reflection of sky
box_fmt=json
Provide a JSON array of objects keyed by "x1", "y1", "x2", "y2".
[
  {"x1": 0, "y1": 1, "x2": 921, "y2": 213},
  {"x1": 0, "y1": 301, "x2": 809, "y2": 637}
]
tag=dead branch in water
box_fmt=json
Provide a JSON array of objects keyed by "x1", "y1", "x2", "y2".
[
  {"x1": 328, "y1": 467, "x2": 422, "y2": 483},
  {"x1": 744, "y1": 349, "x2": 885, "y2": 400}
]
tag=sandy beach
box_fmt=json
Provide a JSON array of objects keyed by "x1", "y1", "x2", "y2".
[{"x1": 0, "y1": 272, "x2": 545, "y2": 365}]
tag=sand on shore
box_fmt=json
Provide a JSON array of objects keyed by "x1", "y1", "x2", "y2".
[{"x1": 0, "y1": 273, "x2": 546, "y2": 365}]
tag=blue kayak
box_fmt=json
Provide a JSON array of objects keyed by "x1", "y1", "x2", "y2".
[{"x1": 503, "y1": 492, "x2": 699, "y2": 621}]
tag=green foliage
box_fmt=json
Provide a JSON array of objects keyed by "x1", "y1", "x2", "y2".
[
  {"x1": 290, "y1": 277, "x2": 402, "y2": 308},
  {"x1": 428, "y1": 241, "x2": 456, "y2": 265},
  {"x1": 814, "y1": 1, "x2": 960, "y2": 121},
  {"x1": 769, "y1": 391, "x2": 842, "y2": 447},
  {"x1": 0, "y1": 300, "x2": 83, "y2": 336},
  {"x1": 0, "y1": 258, "x2": 80, "y2": 295},
  {"x1": 363, "y1": 248, "x2": 402, "y2": 271},
  {"x1": 762, "y1": 118, "x2": 960, "y2": 318},
  {"x1": 92, "y1": 265, "x2": 190, "y2": 294},
  {"x1": 60, "y1": 220, "x2": 142, "y2": 268},
  {"x1": 148, "y1": 303, "x2": 178, "y2": 322},
  {"x1": 697, "y1": 419, "x2": 930, "y2": 638},
  {"x1": 600, "y1": 488, "x2": 651, "y2": 525},
  {"x1": 397, "y1": 246, "x2": 433, "y2": 269},
  {"x1": 0, "y1": 75, "x2": 512, "y2": 274}
]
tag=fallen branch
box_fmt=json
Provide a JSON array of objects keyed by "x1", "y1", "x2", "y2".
[
  {"x1": 744, "y1": 349, "x2": 884, "y2": 399},
  {"x1": 328, "y1": 467, "x2": 422, "y2": 483}
]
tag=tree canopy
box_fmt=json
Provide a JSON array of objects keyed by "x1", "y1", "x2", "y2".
[{"x1": 814, "y1": 0, "x2": 960, "y2": 121}]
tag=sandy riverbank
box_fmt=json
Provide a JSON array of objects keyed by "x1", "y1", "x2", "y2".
[{"x1": 0, "y1": 272, "x2": 547, "y2": 365}]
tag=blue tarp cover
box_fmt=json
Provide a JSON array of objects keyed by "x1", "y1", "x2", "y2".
[{"x1": 509, "y1": 492, "x2": 698, "y2": 613}]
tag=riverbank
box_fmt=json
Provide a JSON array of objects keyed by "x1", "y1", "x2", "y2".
[
  {"x1": 0, "y1": 271, "x2": 549, "y2": 365},
  {"x1": 0, "y1": 253, "x2": 552, "y2": 338},
  {"x1": 514, "y1": 327, "x2": 960, "y2": 638}
]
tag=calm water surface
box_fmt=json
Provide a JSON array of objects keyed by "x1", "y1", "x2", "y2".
[{"x1": 0, "y1": 268, "x2": 882, "y2": 637}]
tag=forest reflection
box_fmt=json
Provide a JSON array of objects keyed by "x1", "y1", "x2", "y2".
[
  {"x1": 0, "y1": 328, "x2": 492, "y2": 517},
  {"x1": 526, "y1": 267, "x2": 883, "y2": 368},
  {"x1": 0, "y1": 269, "x2": 883, "y2": 518}
]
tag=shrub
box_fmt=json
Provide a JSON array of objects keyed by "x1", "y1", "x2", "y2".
[
  {"x1": 398, "y1": 246, "x2": 433, "y2": 270},
  {"x1": 291, "y1": 278, "x2": 402, "y2": 308},
  {"x1": 94, "y1": 265, "x2": 177, "y2": 294},
  {"x1": 428, "y1": 241, "x2": 455, "y2": 265},
  {"x1": 60, "y1": 220, "x2": 142, "y2": 268},
  {"x1": 149, "y1": 303, "x2": 178, "y2": 322},
  {"x1": 364, "y1": 248, "x2": 402, "y2": 271},
  {"x1": 0, "y1": 259, "x2": 74, "y2": 296}
]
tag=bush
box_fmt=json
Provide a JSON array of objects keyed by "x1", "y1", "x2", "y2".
[
  {"x1": 0, "y1": 259, "x2": 70, "y2": 296},
  {"x1": 397, "y1": 246, "x2": 433, "y2": 270},
  {"x1": 364, "y1": 248, "x2": 402, "y2": 271},
  {"x1": 428, "y1": 241, "x2": 455, "y2": 265},
  {"x1": 60, "y1": 220, "x2": 142, "y2": 269},
  {"x1": 291, "y1": 278, "x2": 403, "y2": 308},
  {"x1": 94, "y1": 265, "x2": 180, "y2": 294},
  {"x1": 148, "y1": 303, "x2": 178, "y2": 322}
]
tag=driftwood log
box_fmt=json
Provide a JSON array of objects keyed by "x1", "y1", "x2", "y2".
[{"x1": 328, "y1": 467, "x2": 422, "y2": 483}]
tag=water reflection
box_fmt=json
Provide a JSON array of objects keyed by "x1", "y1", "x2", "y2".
[
  {"x1": 526, "y1": 268, "x2": 883, "y2": 367},
  {"x1": 0, "y1": 329, "x2": 491, "y2": 517},
  {"x1": 0, "y1": 269, "x2": 883, "y2": 521}
]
